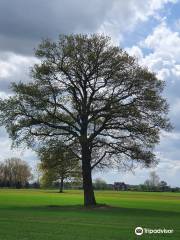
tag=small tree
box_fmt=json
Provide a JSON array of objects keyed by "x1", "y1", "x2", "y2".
[
  {"x1": 38, "y1": 141, "x2": 81, "y2": 192},
  {"x1": 144, "y1": 171, "x2": 160, "y2": 191},
  {"x1": 93, "y1": 178, "x2": 107, "y2": 190},
  {"x1": 149, "y1": 171, "x2": 160, "y2": 187},
  {"x1": 39, "y1": 168, "x2": 56, "y2": 188},
  {"x1": 0, "y1": 158, "x2": 31, "y2": 188},
  {"x1": 0, "y1": 34, "x2": 171, "y2": 206},
  {"x1": 159, "y1": 180, "x2": 169, "y2": 192}
]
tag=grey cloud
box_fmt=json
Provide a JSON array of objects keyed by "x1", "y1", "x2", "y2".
[
  {"x1": 0, "y1": 79, "x2": 11, "y2": 93},
  {"x1": 0, "y1": 0, "x2": 113, "y2": 54},
  {"x1": 0, "y1": 0, "x2": 175, "y2": 55}
]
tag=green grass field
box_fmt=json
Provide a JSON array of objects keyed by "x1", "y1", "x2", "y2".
[{"x1": 0, "y1": 189, "x2": 179, "y2": 240}]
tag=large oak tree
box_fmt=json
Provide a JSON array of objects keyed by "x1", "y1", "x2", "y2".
[{"x1": 0, "y1": 34, "x2": 171, "y2": 206}]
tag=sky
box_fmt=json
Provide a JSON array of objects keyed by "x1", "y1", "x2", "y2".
[{"x1": 0, "y1": 0, "x2": 180, "y2": 186}]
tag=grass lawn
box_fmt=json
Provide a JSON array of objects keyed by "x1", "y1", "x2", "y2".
[{"x1": 0, "y1": 189, "x2": 179, "y2": 240}]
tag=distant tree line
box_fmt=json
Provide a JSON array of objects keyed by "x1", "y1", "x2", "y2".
[
  {"x1": 0, "y1": 156, "x2": 179, "y2": 193},
  {"x1": 92, "y1": 173, "x2": 180, "y2": 192}
]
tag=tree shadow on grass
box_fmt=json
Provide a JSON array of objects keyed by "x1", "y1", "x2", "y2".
[
  {"x1": 19, "y1": 204, "x2": 180, "y2": 219},
  {"x1": 1, "y1": 201, "x2": 179, "y2": 219},
  {"x1": 40, "y1": 190, "x2": 84, "y2": 196}
]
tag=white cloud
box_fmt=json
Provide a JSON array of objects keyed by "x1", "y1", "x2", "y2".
[
  {"x1": 0, "y1": 61, "x2": 16, "y2": 78},
  {"x1": 0, "y1": 52, "x2": 37, "y2": 79},
  {"x1": 161, "y1": 130, "x2": 180, "y2": 140},
  {"x1": 125, "y1": 46, "x2": 144, "y2": 60},
  {"x1": 0, "y1": 128, "x2": 37, "y2": 161},
  {"x1": 139, "y1": 22, "x2": 180, "y2": 80},
  {"x1": 97, "y1": 0, "x2": 177, "y2": 44},
  {"x1": 127, "y1": 21, "x2": 180, "y2": 85},
  {"x1": 0, "y1": 52, "x2": 38, "y2": 94},
  {"x1": 142, "y1": 22, "x2": 180, "y2": 53}
]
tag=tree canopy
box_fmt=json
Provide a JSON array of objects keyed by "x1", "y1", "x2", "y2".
[{"x1": 0, "y1": 34, "x2": 171, "y2": 206}]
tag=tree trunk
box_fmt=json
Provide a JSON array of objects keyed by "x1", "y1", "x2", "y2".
[
  {"x1": 59, "y1": 176, "x2": 64, "y2": 193},
  {"x1": 81, "y1": 144, "x2": 96, "y2": 206}
]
